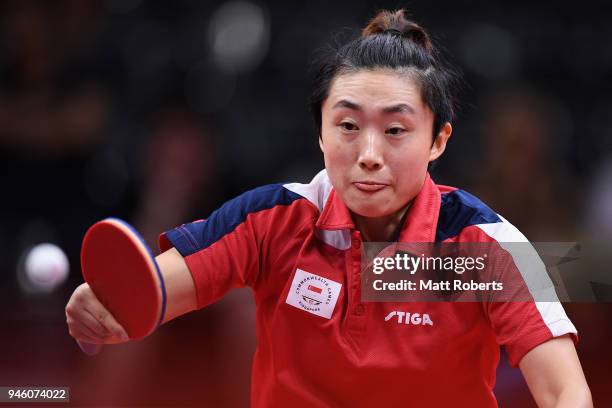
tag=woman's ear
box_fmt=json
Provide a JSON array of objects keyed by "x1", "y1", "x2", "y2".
[
  {"x1": 319, "y1": 134, "x2": 325, "y2": 153},
  {"x1": 429, "y1": 122, "x2": 452, "y2": 162}
]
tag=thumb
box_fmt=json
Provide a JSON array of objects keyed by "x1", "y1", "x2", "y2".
[{"x1": 77, "y1": 340, "x2": 103, "y2": 356}]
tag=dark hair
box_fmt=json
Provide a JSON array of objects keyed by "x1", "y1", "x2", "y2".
[{"x1": 309, "y1": 9, "x2": 462, "y2": 141}]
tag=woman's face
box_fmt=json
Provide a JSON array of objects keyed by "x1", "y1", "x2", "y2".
[{"x1": 319, "y1": 69, "x2": 451, "y2": 218}]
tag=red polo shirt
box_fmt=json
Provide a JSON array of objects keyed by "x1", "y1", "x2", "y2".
[{"x1": 159, "y1": 170, "x2": 577, "y2": 407}]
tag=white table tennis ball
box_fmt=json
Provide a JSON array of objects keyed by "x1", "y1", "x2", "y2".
[{"x1": 24, "y1": 243, "x2": 70, "y2": 291}]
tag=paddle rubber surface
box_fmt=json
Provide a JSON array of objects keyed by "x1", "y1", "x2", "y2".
[{"x1": 80, "y1": 218, "x2": 167, "y2": 340}]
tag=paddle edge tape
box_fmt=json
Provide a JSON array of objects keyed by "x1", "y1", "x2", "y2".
[
  {"x1": 104, "y1": 218, "x2": 168, "y2": 331},
  {"x1": 81, "y1": 218, "x2": 168, "y2": 335}
]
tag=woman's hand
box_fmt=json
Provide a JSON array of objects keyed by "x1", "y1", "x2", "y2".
[
  {"x1": 65, "y1": 247, "x2": 196, "y2": 355},
  {"x1": 65, "y1": 283, "x2": 130, "y2": 355}
]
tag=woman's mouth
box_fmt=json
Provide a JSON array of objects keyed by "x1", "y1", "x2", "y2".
[{"x1": 353, "y1": 181, "x2": 388, "y2": 192}]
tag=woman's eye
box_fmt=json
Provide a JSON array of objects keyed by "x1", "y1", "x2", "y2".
[
  {"x1": 387, "y1": 127, "x2": 405, "y2": 136},
  {"x1": 340, "y1": 122, "x2": 358, "y2": 132}
]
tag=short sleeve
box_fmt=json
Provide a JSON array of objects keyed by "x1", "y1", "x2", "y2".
[
  {"x1": 487, "y1": 299, "x2": 578, "y2": 367},
  {"x1": 157, "y1": 184, "x2": 302, "y2": 309},
  {"x1": 478, "y1": 223, "x2": 578, "y2": 367}
]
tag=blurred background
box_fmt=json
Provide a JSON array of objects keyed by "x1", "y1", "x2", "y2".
[{"x1": 0, "y1": 0, "x2": 610, "y2": 406}]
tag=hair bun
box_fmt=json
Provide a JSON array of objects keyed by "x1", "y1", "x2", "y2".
[{"x1": 362, "y1": 9, "x2": 433, "y2": 52}]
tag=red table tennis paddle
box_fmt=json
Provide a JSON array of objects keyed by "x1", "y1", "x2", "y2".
[{"x1": 78, "y1": 218, "x2": 167, "y2": 354}]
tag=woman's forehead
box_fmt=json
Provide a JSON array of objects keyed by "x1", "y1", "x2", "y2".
[{"x1": 325, "y1": 69, "x2": 424, "y2": 111}]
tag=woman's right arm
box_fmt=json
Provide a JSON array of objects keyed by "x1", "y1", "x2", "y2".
[
  {"x1": 66, "y1": 184, "x2": 287, "y2": 351},
  {"x1": 65, "y1": 247, "x2": 197, "y2": 348}
]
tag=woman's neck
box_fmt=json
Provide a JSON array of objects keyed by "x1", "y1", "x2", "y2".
[{"x1": 352, "y1": 204, "x2": 411, "y2": 242}]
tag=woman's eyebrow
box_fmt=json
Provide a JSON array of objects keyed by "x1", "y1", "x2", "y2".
[
  {"x1": 332, "y1": 99, "x2": 362, "y2": 111},
  {"x1": 382, "y1": 103, "x2": 415, "y2": 115},
  {"x1": 332, "y1": 99, "x2": 415, "y2": 115}
]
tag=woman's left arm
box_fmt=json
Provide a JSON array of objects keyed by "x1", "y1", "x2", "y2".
[{"x1": 519, "y1": 334, "x2": 593, "y2": 408}]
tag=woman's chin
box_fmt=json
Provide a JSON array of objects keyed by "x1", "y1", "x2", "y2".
[{"x1": 348, "y1": 203, "x2": 391, "y2": 219}]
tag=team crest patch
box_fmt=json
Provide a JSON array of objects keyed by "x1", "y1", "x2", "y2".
[{"x1": 285, "y1": 269, "x2": 342, "y2": 319}]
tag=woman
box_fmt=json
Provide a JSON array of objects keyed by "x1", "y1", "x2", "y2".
[{"x1": 65, "y1": 9, "x2": 592, "y2": 407}]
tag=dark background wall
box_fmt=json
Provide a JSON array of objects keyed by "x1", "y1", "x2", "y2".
[{"x1": 0, "y1": 1, "x2": 610, "y2": 406}]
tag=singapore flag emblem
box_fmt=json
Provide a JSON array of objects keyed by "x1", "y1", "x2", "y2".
[{"x1": 286, "y1": 269, "x2": 342, "y2": 319}]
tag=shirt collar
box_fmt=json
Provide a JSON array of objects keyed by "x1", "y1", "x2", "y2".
[{"x1": 315, "y1": 172, "x2": 441, "y2": 242}]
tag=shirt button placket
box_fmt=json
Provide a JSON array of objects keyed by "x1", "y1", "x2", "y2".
[
  {"x1": 354, "y1": 303, "x2": 365, "y2": 316},
  {"x1": 345, "y1": 231, "x2": 367, "y2": 352},
  {"x1": 350, "y1": 232, "x2": 365, "y2": 316}
]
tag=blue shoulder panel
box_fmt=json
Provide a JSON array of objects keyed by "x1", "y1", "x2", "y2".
[
  {"x1": 164, "y1": 184, "x2": 303, "y2": 256},
  {"x1": 436, "y1": 189, "x2": 501, "y2": 242}
]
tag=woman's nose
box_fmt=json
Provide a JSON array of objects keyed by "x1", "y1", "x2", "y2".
[{"x1": 358, "y1": 131, "x2": 384, "y2": 170}]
